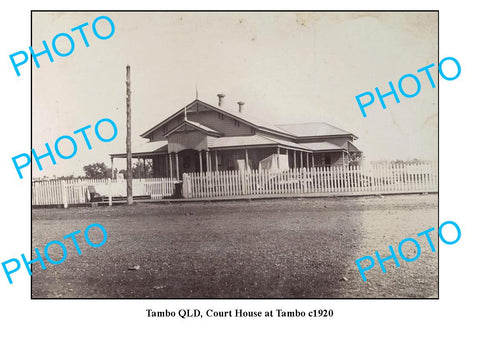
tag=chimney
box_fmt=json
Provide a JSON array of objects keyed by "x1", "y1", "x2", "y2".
[
  {"x1": 237, "y1": 101, "x2": 245, "y2": 113},
  {"x1": 217, "y1": 93, "x2": 225, "y2": 107}
]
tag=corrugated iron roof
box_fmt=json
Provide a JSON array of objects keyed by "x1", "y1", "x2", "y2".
[
  {"x1": 276, "y1": 122, "x2": 356, "y2": 138},
  {"x1": 209, "y1": 135, "x2": 276, "y2": 149},
  {"x1": 110, "y1": 140, "x2": 168, "y2": 157},
  {"x1": 197, "y1": 100, "x2": 292, "y2": 136},
  {"x1": 140, "y1": 99, "x2": 358, "y2": 140},
  {"x1": 210, "y1": 134, "x2": 313, "y2": 152},
  {"x1": 110, "y1": 136, "x2": 360, "y2": 157},
  {"x1": 261, "y1": 135, "x2": 312, "y2": 151},
  {"x1": 299, "y1": 141, "x2": 346, "y2": 151},
  {"x1": 347, "y1": 141, "x2": 360, "y2": 152}
]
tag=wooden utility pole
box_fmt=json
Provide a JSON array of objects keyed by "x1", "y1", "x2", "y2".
[{"x1": 126, "y1": 65, "x2": 133, "y2": 205}]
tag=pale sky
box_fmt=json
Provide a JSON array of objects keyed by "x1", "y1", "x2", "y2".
[{"x1": 32, "y1": 11, "x2": 438, "y2": 178}]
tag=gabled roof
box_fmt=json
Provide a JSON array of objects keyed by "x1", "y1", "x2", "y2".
[
  {"x1": 140, "y1": 98, "x2": 358, "y2": 141},
  {"x1": 164, "y1": 120, "x2": 222, "y2": 137},
  {"x1": 140, "y1": 99, "x2": 296, "y2": 140},
  {"x1": 277, "y1": 122, "x2": 357, "y2": 139},
  {"x1": 197, "y1": 100, "x2": 292, "y2": 137},
  {"x1": 140, "y1": 99, "x2": 197, "y2": 138}
]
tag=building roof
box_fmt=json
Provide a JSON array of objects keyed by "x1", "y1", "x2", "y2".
[
  {"x1": 209, "y1": 135, "x2": 343, "y2": 152},
  {"x1": 186, "y1": 120, "x2": 220, "y2": 134},
  {"x1": 140, "y1": 98, "x2": 356, "y2": 140},
  {"x1": 208, "y1": 135, "x2": 310, "y2": 152},
  {"x1": 299, "y1": 141, "x2": 346, "y2": 152},
  {"x1": 197, "y1": 100, "x2": 291, "y2": 137},
  {"x1": 261, "y1": 135, "x2": 312, "y2": 152},
  {"x1": 209, "y1": 135, "x2": 276, "y2": 149},
  {"x1": 277, "y1": 122, "x2": 357, "y2": 139},
  {"x1": 347, "y1": 141, "x2": 361, "y2": 152},
  {"x1": 122, "y1": 97, "x2": 362, "y2": 158},
  {"x1": 164, "y1": 120, "x2": 223, "y2": 137},
  {"x1": 110, "y1": 136, "x2": 357, "y2": 158},
  {"x1": 110, "y1": 140, "x2": 168, "y2": 158}
]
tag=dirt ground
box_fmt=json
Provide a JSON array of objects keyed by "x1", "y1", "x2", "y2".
[{"x1": 31, "y1": 194, "x2": 438, "y2": 298}]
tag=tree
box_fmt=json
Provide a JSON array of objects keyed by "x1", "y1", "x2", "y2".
[
  {"x1": 55, "y1": 174, "x2": 77, "y2": 180},
  {"x1": 391, "y1": 158, "x2": 426, "y2": 165},
  {"x1": 83, "y1": 162, "x2": 111, "y2": 179},
  {"x1": 133, "y1": 160, "x2": 153, "y2": 178},
  {"x1": 119, "y1": 160, "x2": 153, "y2": 179}
]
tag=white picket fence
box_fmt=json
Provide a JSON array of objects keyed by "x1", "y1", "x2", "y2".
[
  {"x1": 32, "y1": 162, "x2": 437, "y2": 207},
  {"x1": 182, "y1": 162, "x2": 438, "y2": 199},
  {"x1": 32, "y1": 178, "x2": 177, "y2": 207}
]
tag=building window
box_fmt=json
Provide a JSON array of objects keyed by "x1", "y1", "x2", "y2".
[
  {"x1": 218, "y1": 112, "x2": 224, "y2": 120},
  {"x1": 163, "y1": 125, "x2": 168, "y2": 134},
  {"x1": 251, "y1": 128, "x2": 255, "y2": 134},
  {"x1": 234, "y1": 120, "x2": 240, "y2": 127}
]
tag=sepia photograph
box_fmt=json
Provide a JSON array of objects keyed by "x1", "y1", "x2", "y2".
[{"x1": 31, "y1": 11, "x2": 438, "y2": 298}]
